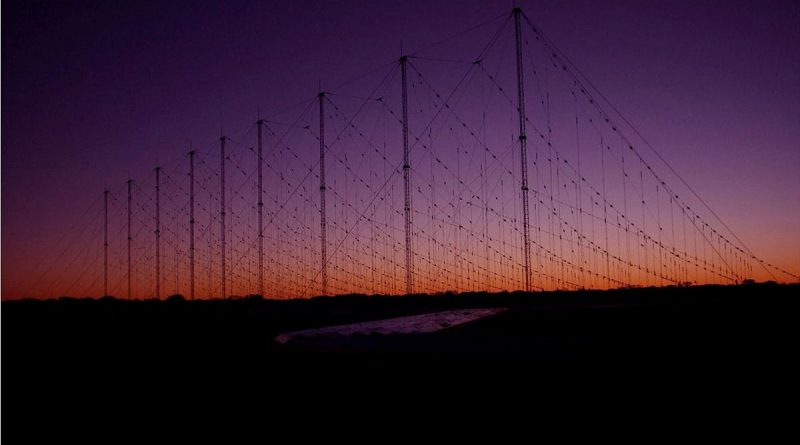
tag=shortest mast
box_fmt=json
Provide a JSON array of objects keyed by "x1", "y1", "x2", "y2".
[{"x1": 103, "y1": 190, "x2": 109, "y2": 297}]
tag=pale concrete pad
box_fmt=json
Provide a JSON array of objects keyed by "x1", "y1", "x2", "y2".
[{"x1": 274, "y1": 308, "x2": 507, "y2": 344}]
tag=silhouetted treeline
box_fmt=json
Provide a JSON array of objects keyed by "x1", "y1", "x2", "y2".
[{"x1": 5, "y1": 281, "x2": 798, "y2": 365}]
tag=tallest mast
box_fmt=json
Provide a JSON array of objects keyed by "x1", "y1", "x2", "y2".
[
  {"x1": 513, "y1": 7, "x2": 533, "y2": 292},
  {"x1": 400, "y1": 55, "x2": 413, "y2": 295}
]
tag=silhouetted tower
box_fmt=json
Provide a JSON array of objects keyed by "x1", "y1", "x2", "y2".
[
  {"x1": 155, "y1": 166, "x2": 161, "y2": 299},
  {"x1": 103, "y1": 190, "x2": 109, "y2": 297},
  {"x1": 189, "y1": 149, "x2": 196, "y2": 300},
  {"x1": 400, "y1": 55, "x2": 413, "y2": 295},
  {"x1": 256, "y1": 118, "x2": 265, "y2": 297},
  {"x1": 513, "y1": 7, "x2": 533, "y2": 292},
  {"x1": 319, "y1": 91, "x2": 328, "y2": 295},
  {"x1": 127, "y1": 179, "x2": 133, "y2": 299},
  {"x1": 220, "y1": 135, "x2": 227, "y2": 298}
]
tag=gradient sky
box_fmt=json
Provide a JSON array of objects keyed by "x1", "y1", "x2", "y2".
[{"x1": 3, "y1": 0, "x2": 799, "y2": 298}]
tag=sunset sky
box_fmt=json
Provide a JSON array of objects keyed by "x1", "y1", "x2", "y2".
[{"x1": 3, "y1": 0, "x2": 798, "y2": 299}]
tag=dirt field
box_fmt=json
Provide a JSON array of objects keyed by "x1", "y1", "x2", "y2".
[{"x1": 3, "y1": 283, "x2": 799, "y2": 431}]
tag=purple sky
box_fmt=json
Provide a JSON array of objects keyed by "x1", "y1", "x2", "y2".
[{"x1": 3, "y1": 0, "x2": 799, "y2": 297}]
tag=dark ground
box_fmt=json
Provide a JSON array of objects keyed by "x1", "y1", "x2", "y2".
[{"x1": 3, "y1": 283, "x2": 800, "y2": 433}]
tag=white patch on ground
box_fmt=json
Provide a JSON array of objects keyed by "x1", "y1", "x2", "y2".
[{"x1": 274, "y1": 308, "x2": 507, "y2": 344}]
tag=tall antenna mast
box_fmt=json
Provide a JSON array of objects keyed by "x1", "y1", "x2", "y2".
[
  {"x1": 127, "y1": 178, "x2": 133, "y2": 299},
  {"x1": 513, "y1": 7, "x2": 532, "y2": 292},
  {"x1": 257, "y1": 117, "x2": 265, "y2": 297},
  {"x1": 220, "y1": 135, "x2": 227, "y2": 299},
  {"x1": 401, "y1": 54, "x2": 413, "y2": 295},
  {"x1": 189, "y1": 149, "x2": 196, "y2": 300},
  {"x1": 155, "y1": 166, "x2": 161, "y2": 299},
  {"x1": 319, "y1": 90, "x2": 328, "y2": 295},
  {"x1": 103, "y1": 190, "x2": 109, "y2": 297}
]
